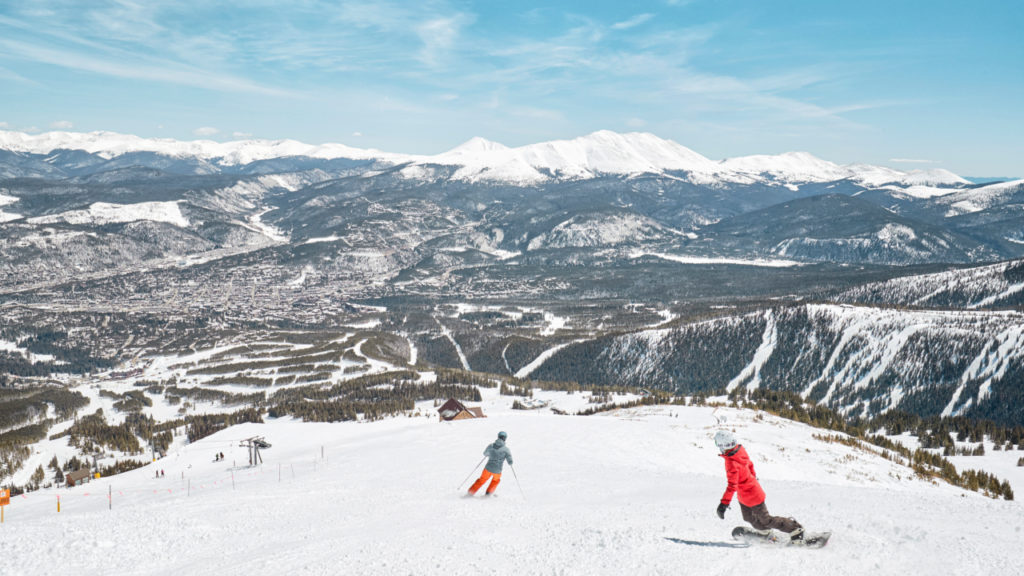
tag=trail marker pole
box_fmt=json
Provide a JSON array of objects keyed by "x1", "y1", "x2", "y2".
[
  {"x1": 56, "y1": 494, "x2": 60, "y2": 513},
  {"x1": 457, "y1": 457, "x2": 487, "y2": 491},
  {"x1": 510, "y1": 464, "x2": 526, "y2": 501},
  {"x1": 108, "y1": 485, "x2": 112, "y2": 510},
  {"x1": 187, "y1": 479, "x2": 191, "y2": 497}
]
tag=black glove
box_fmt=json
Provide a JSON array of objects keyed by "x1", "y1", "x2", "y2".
[{"x1": 716, "y1": 503, "x2": 729, "y2": 519}]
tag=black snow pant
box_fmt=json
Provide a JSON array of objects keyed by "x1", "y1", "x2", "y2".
[{"x1": 740, "y1": 502, "x2": 802, "y2": 533}]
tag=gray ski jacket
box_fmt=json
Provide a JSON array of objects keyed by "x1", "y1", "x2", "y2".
[{"x1": 484, "y1": 439, "x2": 513, "y2": 474}]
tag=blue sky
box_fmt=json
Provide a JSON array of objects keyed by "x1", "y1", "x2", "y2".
[{"x1": 0, "y1": 0, "x2": 1020, "y2": 175}]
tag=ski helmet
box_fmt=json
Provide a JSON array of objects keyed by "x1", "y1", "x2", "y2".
[
  {"x1": 497, "y1": 431, "x2": 507, "y2": 440},
  {"x1": 714, "y1": 430, "x2": 737, "y2": 453}
]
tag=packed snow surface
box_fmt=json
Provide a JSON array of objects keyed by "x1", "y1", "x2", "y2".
[{"x1": 4, "y1": 391, "x2": 1022, "y2": 576}]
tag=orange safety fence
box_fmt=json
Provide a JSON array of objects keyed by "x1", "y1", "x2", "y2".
[{"x1": 2, "y1": 457, "x2": 332, "y2": 517}]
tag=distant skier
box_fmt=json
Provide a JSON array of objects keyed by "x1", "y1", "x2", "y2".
[
  {"x1": 467, "y1": 431, "x2": 513, "y2": 497},
  {"x1": 714, "y1": 430, "x2": 804, "y2": 542}
]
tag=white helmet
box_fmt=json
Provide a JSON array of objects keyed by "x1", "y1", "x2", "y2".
[{"x1": 714, "y1": 430, "x2": 737, "y2": 453}]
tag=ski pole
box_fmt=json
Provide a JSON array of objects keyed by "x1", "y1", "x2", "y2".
[
  {"x1": 457, "y1": 457, "x2": 487, "y2": 491},
  {"x1": 510, "y1": 464, "x2": 526, "y2": 500}
]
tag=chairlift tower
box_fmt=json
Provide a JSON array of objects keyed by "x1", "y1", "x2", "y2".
[{"x1": 240, "y1": 436, "x2": 272, "y2": 466}]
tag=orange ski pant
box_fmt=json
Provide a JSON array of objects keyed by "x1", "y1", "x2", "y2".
[{"x1": 468, "y1": 470, "x2": 502, "y2": 494}]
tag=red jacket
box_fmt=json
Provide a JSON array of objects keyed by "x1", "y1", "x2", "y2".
[{"x1": 719, "y1": 445, "x2": 766, "y2": 507}]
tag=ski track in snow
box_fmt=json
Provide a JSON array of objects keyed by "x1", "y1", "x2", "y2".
[{"x1": 4, "y1": 396, "x2": 1023, "y2": 576}]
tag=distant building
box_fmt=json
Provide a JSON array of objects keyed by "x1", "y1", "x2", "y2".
[
  {"x1": 438, "y1": 398, "x2": 485, "y2": 422},
  {"x1": 66, "y1": 469, "x2": 91, "y2": 488}
]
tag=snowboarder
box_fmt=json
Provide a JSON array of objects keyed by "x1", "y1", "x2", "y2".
[
  {"x1": 467, "y1": 431, "x2": 513, "y2": 497},
  {"x1": 714, "y1": 430, "x2": 804, "y2": 542}
]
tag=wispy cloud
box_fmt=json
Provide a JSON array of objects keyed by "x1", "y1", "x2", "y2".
[
  {"x1": 0, "y1": 0, "x2": 934, "y2": 160},
  {"x1": 612, "y1": 13, "x2": 654, "y2": 31},
  {"x1": 193, "y1": 126, "x2": 219, "y2": 136},
  {"x1": 50, "y1": 120, "x2": 74, "y2": 129},
  {"x1": 0, "y1": 36, "x2": 297, "y2": 97},
  {"x1": 416, "y1": 15, "x2": 470, "y2": 67},
  {"x1": 0, "y1": 64, "x2": 38, "y2": 85}
]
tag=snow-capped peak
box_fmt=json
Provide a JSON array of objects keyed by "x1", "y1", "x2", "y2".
[
  {"x1": 900, "y1": 168, "x2": 970, "y2": 186},
  {"x1": 445, "y1": 137, "x2": 510, "y2": 155},
  {"x1": 720, "y1": 151, "x2": 849, "y2": 183},
  {"x1": 418, "y1": 130, "x2": 721, "y2": 184}
]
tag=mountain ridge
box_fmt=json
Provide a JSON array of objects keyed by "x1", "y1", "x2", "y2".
[{"x1": 0, "y1": 129, "x2": 971, "y2": 187}]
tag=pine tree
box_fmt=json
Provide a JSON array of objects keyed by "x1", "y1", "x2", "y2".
[{"x1": 30, "y1": 464, "x2": 45, "y2": 488}]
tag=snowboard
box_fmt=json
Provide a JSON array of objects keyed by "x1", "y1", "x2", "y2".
[{"x1": 731, "y1": 526, "x2": 831, "y2": 549}]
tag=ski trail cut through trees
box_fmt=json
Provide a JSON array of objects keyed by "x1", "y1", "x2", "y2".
[
  {"x1": 435, "y1": 317, "x2": 470, "y2": 371},
  {"x1": 502, "y1": 343, "x2": 512, "y2": 375},
  {"x1": 969, "y1": 281, "x2": 1024, "y2": 309},
  {"x1": 514, "y1": 339, "x2": 588, "y2": 379},
  {"x1": 726, "y1": 310, "x2": 777, "y2": 393}
]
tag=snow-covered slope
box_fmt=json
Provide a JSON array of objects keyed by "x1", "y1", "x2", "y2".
[
  {"x1": 0, "y1": 191, "x2": 22, "y2": 222},
  {"x1": 27, "y1": 201, "x2": 189, "y2": 227},
  {"x1": 721, "y1": 151, "x2": 851, "y2": 183},
  {"x1": 940, "y1": 179, "x2": 1024, "y2": 217},
  {"x1": 836, "y1": 258, "x2": 1024, "y2": 309},
  {"x1": 527, "y1": 212, "x2": 674, "y2": 250},
  {"x1": 4, "y1": 394, "x2": 1021, "y2": 576},
  {"x1": 527, "y1": 303, "x2": 1024, "y2": 423}
]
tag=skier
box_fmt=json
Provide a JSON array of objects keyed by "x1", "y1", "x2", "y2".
[
  {"x1": 714, "y1": 430, "x2": 804, "y2": 542},
  {"x1": 467, "y1": 431, "x2": 513, "y2": 497}
]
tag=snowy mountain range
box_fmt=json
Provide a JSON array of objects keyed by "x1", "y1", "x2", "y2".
[
  {"x1": 2, "y1": 128, "x2": 1020, "y2": 293},
  {"x1": 3, "y1": 127, "x2": 1024, "y2": 429},
  {"x1": 0, "y1": 129, "x2": 972, "y2": 186}
]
